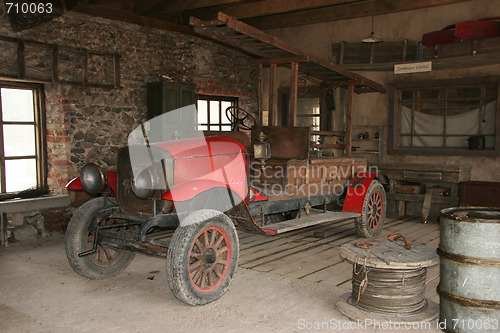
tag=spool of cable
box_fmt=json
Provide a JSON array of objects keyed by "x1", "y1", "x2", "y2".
[{"x1": 336, "y1": 234, "x2": 439, "y2": 324}]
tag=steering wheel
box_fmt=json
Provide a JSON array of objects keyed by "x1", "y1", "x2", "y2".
[{"x1": 225, "y1": 106, "x2": 256, "y2": 131}]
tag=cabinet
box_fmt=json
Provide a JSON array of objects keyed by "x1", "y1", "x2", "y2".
[
  {"x1": 460, "y1": 181, "x2": 500, "y2": 207},
  {"x1": 147, "y1": 81, "x2": 196, "y2": 119},
  {"x1": 352, "y1": 125, "x2": 383, "y2": 162}
]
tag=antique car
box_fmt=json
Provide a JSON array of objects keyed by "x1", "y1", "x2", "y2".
[{"x1": 65, "y1": 105, "x2": 386, "y2": 306}]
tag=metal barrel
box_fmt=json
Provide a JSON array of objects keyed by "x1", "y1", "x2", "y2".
[{"x1": 438, "y1": 207, "x2": 500, "y2": 333}]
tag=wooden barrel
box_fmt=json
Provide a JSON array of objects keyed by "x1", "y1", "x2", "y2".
[{"x1": 438, "y1": 207, "x2": 500, "y2": 333}]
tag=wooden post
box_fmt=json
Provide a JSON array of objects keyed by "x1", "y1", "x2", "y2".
[
  {"x1": 320, "y1": 87, "x2": 329, "y2": 131},
  {"x1": 258, "y1": 63, "x2": 263, "y2": 125},
  {"x1": 289, "y1": 62, "x2": 298, "y2": 127},
  {"x1": 345, "y1": 85, "x2": 354, "y2": 157},
  {"x1": 268, "y1": 63, "x2": 278, "y2": 126}
]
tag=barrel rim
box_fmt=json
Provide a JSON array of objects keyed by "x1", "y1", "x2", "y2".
[
  {"x1": 437, "y1": 285, "x2": 500, "y2": 310},
  {"x1": 437, "y1": 247, "x2": 500, "y2": 267},
  {"x1": 440, "y1": 206, "x2": 500, "y2": 223}
]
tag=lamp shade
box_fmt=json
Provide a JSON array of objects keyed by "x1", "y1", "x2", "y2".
[{"x1": 362, "y1": 31, "x2": 383, "y2": 43}]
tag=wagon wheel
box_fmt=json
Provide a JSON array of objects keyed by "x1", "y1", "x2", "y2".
[
  {"x1": 354, "y1": 180, "x2": 386, "y2": 238},
  {"x1": 225, "y1": 106, "x2": 256, "y2": 131},
  {"x1": 65, "y1": 197, "x2": 136, "y2": 279},
  {"x1": 167, "y1": 209, "x2": 239, "y2": 306}
]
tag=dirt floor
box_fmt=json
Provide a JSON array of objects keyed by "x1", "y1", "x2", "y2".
[{"x1": 0, "y1": 218, "x2": 445, "y2": 333}]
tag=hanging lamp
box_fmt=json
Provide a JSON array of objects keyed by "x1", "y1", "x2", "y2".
[{"x1": 362, "y1": 13, "x2": 383, "y2": 43}]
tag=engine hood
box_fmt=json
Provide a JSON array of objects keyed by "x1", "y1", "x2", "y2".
[{"x1": 153, "y1": 136, "x2": 246, "y2": 160}]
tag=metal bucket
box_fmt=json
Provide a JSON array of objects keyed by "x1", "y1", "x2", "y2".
[{"x1": 438, "y1": 207, "x2": 500, "y2": 333}]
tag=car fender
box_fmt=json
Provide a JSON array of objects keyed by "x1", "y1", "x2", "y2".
[
  {"x1": 342, "y1": 172, "x2": 379, "y2": 214},
  {"x1": 66, "y1": 177, "x2": 83, "y2": 189},
  {"x1": 65, "y1": 171, "x2": 118, "y2": 195}
]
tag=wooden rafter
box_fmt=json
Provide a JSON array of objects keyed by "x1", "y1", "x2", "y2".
[
  {"x1": 72, "y1": 1, "x2": 193, "y2": 34},
  {"x1": 68, "y1": 0, "x2": 474, "y2": 31},
  {"x1": 243, "y1": 0, "x2": 473, "y2": 30},
  {"x1": 182, "y1": 0, "x2": 367, "y2": 21},
  {"x1": 190, "y1": 12, "x2": 386, "y2": 93}
]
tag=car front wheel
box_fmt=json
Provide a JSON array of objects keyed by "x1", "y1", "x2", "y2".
[{"x1": 166, "y1": 209, "x2": 239, "y2": 306}]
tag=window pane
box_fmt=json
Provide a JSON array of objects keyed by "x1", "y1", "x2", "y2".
[
  {"x1": 197, "y1": 100, "x2": 208, "y2": 124},
  {"x1": 445, "y1": 136, "x2": 469, "y2": 148},
  {"x1": 5, "y1": 158, "x2": 37, "y2": 192},
  {"x1": 401, "y1": 90, "x2": 413, "y2": 101},
  {"x1": 398, "y1": 82, "x2": 497, "y2": 150},
  {"x1": 221, "y1": 125, "x2": 231, "y2": 131},
  {"x1": 415, "y1": 88, "x2": 443, "y2": 100},
  {"x1": 198, "y1": 125, "x2": 208, "y2": 131},
  {"x1": 447, "y1": 87, "x2": 480, "y2": 100},
  {"x1": 297, "y1": 98, "x2": 320, "y2": 115},
  {"x1": 486, "y1": 85, "x2": 497, "y2": 98},
  {"x1": 221, "y1": 101, "x2": 232, "y2": 124},
  {"x1": 209, "y1": 101, "x2": 220, "y2": 124},
  {"x1": 209, "y1": 125, "x2": 219, "y2": 131},
  {"x1": 3, "y1": 124, "x2": 36, "y2": 156},
  {"x1": 1, "y1": 88, "x2": 34, "y2": 122}
]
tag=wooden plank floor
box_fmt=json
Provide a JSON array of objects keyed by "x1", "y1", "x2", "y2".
[
  {"x1": 237, "y1": 215, "x2": 441, "y2": 302},
  {"x1": 151, "y1": 215, "x2": 441, "y2": 302}
]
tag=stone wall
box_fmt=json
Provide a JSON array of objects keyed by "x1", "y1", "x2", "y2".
[{"x1": 0, "y1": 6, "x2": 259, "y2": 196}]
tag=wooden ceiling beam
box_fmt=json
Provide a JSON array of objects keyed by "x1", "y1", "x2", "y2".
[
  {"x1": 132, "y1": 0, "x2": 163, "y2": 15},
  {"x1": 72, "y1": 2, "x2": 194, "y2": 35},
  {"x1": 244, "y1": 0, "x2": 473, "y2": 30},
  {"x1": 185, "y1": 0, "x2": 365, "y2": 21},
  {"x1": 161, "y1": 0, "x2": 257, "y2": 14}
]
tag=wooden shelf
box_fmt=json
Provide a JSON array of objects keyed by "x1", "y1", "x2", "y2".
[{"x1": 352, "y1": 125, "x2": 383, "y2": 162}]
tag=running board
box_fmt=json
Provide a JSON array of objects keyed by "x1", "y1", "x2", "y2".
[{"x1": 260, "y1": 211, "x2": 360, "y2": 234}]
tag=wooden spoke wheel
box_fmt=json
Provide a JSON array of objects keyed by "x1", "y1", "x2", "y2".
[
  {"x1": 354, "y1": 180, "x2": 386, "y2": 238},
  {"x1": 188, "y1": 226, "x2": 230, "y2": 291},
  {"x1": 167, "y1": 209, "x2": 239, "y2": 306},
  {"x1": 86, "y1": 218, "x2": 129, "y2": 268},
  {"x1": 367, "y1": 190, "x2": 384, "y2": 231},
  {"x1": 65, "y1": 197, "x2": 136, "y2": 279}
]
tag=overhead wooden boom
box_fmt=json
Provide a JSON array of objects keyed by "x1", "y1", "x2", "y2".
[{"x1": 189, "y1": 12, "x2": 386, "y2": 94}]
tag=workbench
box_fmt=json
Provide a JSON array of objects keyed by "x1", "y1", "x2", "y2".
[
  {"x1": 374, "y1": 163, "x2": 471, "y2": 221},
  {"x1": 0, "y1": 195, "x2": 71, "y2": 247}
]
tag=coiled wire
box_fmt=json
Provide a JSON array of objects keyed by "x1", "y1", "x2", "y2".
[{"x1": 350, "y1": 263, "x2": 428, "y2": 315}]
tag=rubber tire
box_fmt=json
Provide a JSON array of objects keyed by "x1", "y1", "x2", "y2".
[
  {"x1": 166, "y1": 209, "x2": 239, "y2": 306},
  {"x1": 65, "y1": 197, "x2": 135, "y2": 280},
  {"x1": 354, "y1": 180, "x2": 386, "y2": 238}
]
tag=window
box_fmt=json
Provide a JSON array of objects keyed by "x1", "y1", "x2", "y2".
[
  {"x1": 196, "y1": 96, "x2": 237, "y2": 131},
  {"x1": 0, "y1": 82, "x2": 46, "y2": 193},
  {"x1": 390, "y1": 77, "x2": 499, "y2": 154}
]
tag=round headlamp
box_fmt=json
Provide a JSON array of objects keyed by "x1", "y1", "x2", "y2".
[
  {"x1": 80, "y1": 163, "x2": 106, "y2": 194},
  {"x1": 131, "y1": 168, "x2": 155, "y2": 199}
]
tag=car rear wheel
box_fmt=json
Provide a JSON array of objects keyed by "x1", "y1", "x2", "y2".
[
  {"x1": 166, "y1": 209, "x2": 239, "y2": 306},
  {"x1": 65, "y1": 197, "x2": 135, "y2": 279},
  {"x1": 354, "y1": 180, "x2": 386, "y2": 238}
]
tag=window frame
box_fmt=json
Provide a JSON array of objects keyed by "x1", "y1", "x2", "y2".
[
  {"x1": 0, "y1": 81, "x2": 47, "y2": 193},
  {"x1": 196, "y1": 95, "x2": 238, "y2": 132},
  {"x1": 388, "y1": 76, "x2": 500, "y2": 156}
]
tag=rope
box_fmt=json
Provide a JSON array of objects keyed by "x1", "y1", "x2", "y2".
[{"x1": 350, "y1": 266, "x2": 428, "y2": 315}]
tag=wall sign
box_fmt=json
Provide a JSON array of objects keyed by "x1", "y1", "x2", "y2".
[{"x1": 394, "y1": 61, "x2": 432, "y2": 74}]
